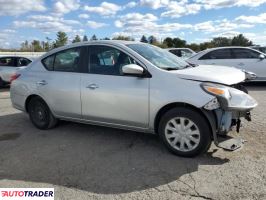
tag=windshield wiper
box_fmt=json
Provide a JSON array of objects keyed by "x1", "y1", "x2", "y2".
[
  {"x1": 164, "y1": 67, "x2": 179, "y2": 71},
  {"x1": 183, "y1": 65, "x2": 191, "y2": 69}
]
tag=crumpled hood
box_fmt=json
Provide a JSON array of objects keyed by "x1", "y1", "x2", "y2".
[{"x1": 174, "y1": 65, "x2": 246, "y2": 85}]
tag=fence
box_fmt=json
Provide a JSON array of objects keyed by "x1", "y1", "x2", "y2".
[{"x1": 0, "y1": 52, "x2": 46, "y2": 58}]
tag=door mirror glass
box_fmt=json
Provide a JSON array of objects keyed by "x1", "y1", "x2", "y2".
[
  {"x1": 259, "y1": 54, "x2": 265, "y2": 60},
  {"x1": 122, "y1": 64, "x2": 144, "y2": 76}
]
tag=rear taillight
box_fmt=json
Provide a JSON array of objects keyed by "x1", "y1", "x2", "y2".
[{"x1": 10, "y1": 73, "x2": 21, "y2": 83}]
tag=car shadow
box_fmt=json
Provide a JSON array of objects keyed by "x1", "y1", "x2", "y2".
[{"x1": 0, "y1": 113, "x2": 229, "y2": 194}]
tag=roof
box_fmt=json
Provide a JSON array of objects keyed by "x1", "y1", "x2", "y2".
[
  {"x1": 39, "y1": 40, "x2": 145, "y2": 60},
  {"x1": 204, "y1": 46, "x2": 254, "y2": 51},
  {"x1": 67, "y1": 40, "x2": 141, "y2": 48}
]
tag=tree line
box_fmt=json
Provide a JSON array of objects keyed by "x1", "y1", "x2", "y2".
[{"x1": 16, "y1": 32, "x2": 254, "y2": 52}]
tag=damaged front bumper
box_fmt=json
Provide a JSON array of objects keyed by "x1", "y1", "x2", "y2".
[{"x1": 202, "y1": 83, "x2": 258, "y2": 151}]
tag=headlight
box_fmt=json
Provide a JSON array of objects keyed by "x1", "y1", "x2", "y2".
[
  {"x1": 201, "y1": 83, "x2": 257, "y2": 111},
  {"x1": 201, "y1": 83, "x2": 231, "y2": 99}
]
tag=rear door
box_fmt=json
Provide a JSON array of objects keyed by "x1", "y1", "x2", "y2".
[
  {"x1": 80, "y1": 45, "x2": 149, "y2": 128},
  {"x1": 37, "y1": 47, "x2": 85, "y2": 118}
]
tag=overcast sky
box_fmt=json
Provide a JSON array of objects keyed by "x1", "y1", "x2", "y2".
[{"x1": 0, "y1": 0, "x2": 266, "y2": 48}]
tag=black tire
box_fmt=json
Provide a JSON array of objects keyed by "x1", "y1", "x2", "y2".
[
  {"x1": 158, "y1": 107, "x2": 212, "y2": 157},
  {"x1": 0, "y1": 77, "x2": 4, "y2": 88},
  {"x1": 28, "y1": 97, "x2": 58, "y2": 130}
]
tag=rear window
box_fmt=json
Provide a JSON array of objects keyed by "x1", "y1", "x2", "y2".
[
  {"x1": 42, "y1": 55, "x2": 55, "y2": 71},
  {"x1": 169, "y1": 50, "x2": 181, "y2": 57},
  {"x1": 18, "y1": 57, "x2": 32, "y2": 66},
  {"x1": 0, "y1": 57, "x2": 16, "y2": 67}
]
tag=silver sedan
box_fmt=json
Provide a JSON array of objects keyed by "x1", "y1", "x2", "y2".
[{"x1": 10, "y1": 41, "x2": 257, "y2": 157}]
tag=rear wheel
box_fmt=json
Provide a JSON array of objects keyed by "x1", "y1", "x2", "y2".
[
  {"x1": 158, "y1": 107, "x2": 212, "y2": 157},
  {"x1": 28, "y1": 97, "x2": 58, "y2": 130},
  {"x1": 0, "y1": 77, "x2": 4, "y2": 88}
]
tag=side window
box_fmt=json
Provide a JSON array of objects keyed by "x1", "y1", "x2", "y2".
[
  {"x1": 0, "y1": 57, "x2": 16, "y2": 67},
  {"x1": 42, "y1": 48, "x2": 81, "y2": 72},
  {"x1": 232, "y1": 48, "x2": 260, "y2": 59},
  {"x1": 42, "y1": 55, "x2": 55, "y2": 71},
  {"x1": 89, "y1": 46, "x2": 137, "y2": 76},
  {"x1": 17, "y1": 57, "x2": 32, "y2": 67},
  {"x1": 169, "y1": 50, "x2": 181, "y2": 57},
  {"x1": 199, "y1": 49, "x2": 232, "y2": 60},
  {"x1": 180, "y1": 49, "x2": 193, "y2": 58},
  {"x1": 54, "y1": 48, "x2": 81, "y2": 72}
]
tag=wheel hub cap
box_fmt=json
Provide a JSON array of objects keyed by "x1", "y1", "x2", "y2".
[{"x1": 165, "y1": 117, "x2": 200, "y2": 152}]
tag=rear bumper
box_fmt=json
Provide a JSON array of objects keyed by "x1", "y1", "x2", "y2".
[{"x1": 10, "y1": 87, "x2": 26, "y2": 112}]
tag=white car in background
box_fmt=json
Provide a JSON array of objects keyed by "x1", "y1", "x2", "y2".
[
  {"x1": 167, "y1": 48, "x2": 196, "y2": 59},
  {"x1": 188, "y1": 47, "x2": 266, "y2": 81},
  {"x1": 250, "y1": 46, "x2": 266, "y2": 54},
  {"x1": 0, "y1": 56, "x2": 32, "y2": 87}
]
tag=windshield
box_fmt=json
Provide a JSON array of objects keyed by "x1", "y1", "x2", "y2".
[
  {"x1": 127, "y1": 44, "x2": 189, "y2": 70},
  {"x1": 259, "y1": 47, "x2": 266, "y2": 54}
]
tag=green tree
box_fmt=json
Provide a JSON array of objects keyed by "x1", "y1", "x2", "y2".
[
  {"x1": 54, "y1": 31, "x2": 68, "y2": 48},
  {"x1": 211, "y1": 37, "x2": 232, "y2": 47},
  {"x1": 199, "y1": 42, "x2": 214, "y2": 51},
  {"x1": 72, "y1": 35, "x2": 81, "y2": 43},
  {"x1": 140, "y1": 35, "x2": 148, "y2": 43},
  {"x1": 163, "y1": 37, "x2": 173, "y2": 47},
  {"x1": 112, "y1": 35, "x2": 134, "y2": 41},
  {"x1": 231, "y1": 34, "x2": 253, "y2": 46},
  {"x1": 90, "y1": 34, "x2": 97, "y2": 41},
  {"x1": 45, "y1": 37, "x2": 52, "y2": 51},
  {"x1": 20, "y1": 40, "x2": 30, "y2": 51},
  {"x1": 172, "y1": 37, "x2": 186, "y2": 48},
  {"x1": 31, "y1": 40, "x2": 43, "y2": 52},
  {"x1": 148, "y1": 35, "x2": 157, "y2": 44},
  {"x1": 43, "y1": 42, "x2": 50, "y2": 51},
  {"x1": 25, "y1": 40, "x2": 29, "y2": 50},
  {"x1": 83, "y1": 35, "x2": 88, "y2": 41},
  {"x1": 187, "y1": 43, "x2": 201, "y2": 52}
]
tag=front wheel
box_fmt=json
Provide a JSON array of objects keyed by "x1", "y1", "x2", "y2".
[
  {"x1": 158, "y1": 107, "x2": 212, "y2": 157},
  {"x1": 28, "y1": 97, "x2": 58, "y2": 130}
]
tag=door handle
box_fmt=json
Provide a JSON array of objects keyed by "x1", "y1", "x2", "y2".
[
  {"x1": 238, "y1": 63, "x2": 245, "y2": 66},
  {"x1": 36, "y1": 80, "x2": 47, "y2": 86},
  {"x1": 87, "y1": 83, "x2": 99, "y2": 89}
]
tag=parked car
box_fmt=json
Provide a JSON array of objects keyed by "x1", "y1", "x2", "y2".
[
  {"x1": 167, "y1": 48, "x2": 196, "y2": 59},
  {"x1": 188, "y1": 47, "x2": 266, "y2": 81},
  {"x1": 250, "y1": 46, "x2": 266, "y2": 54},
  {"x1": 0, "y1": 56, "x2": 32, "y2": 87},
  {"x1": 10, "y1": 41, "x2": 257, "y2": 157}
]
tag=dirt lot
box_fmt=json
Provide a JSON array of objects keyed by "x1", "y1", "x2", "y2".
[{"x1": 0, "y1": 84, "x2": 266, "y2": 200}]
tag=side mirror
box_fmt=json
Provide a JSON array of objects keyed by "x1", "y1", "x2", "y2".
[
  {"x1": 122, "y1": 64, "x2": 144, "y2": 76},
  {"x1": 259, "y1": 54, "x2": 265, "y2": 60}
]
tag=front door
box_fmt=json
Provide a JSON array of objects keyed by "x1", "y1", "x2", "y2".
[{"x1": 81, "y1": 45, "x2": 149, "y2": 128}]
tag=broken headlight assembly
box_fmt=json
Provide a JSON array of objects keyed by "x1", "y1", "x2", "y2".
[{"x1": 201, "y1": 83, "x2": 257, "y2": 111}]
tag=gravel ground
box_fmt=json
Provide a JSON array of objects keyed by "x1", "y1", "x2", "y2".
[{"x1": 0, "y1": 83, "x2": 265, "y2": 200}]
